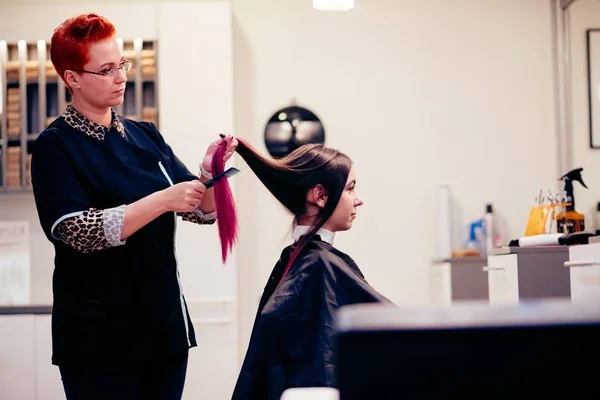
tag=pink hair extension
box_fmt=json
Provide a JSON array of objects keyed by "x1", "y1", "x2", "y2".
[
  {"x1": 211, "y1": 142, "x2": 238, "y2": 263},
  {"x1": 282, "y1": 245, "x2": 303, "y2": 282}
]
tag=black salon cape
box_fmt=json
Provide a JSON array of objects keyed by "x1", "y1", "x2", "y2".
[{"x1": 232, "y1": 237, "x2": 389, "y2": 400}]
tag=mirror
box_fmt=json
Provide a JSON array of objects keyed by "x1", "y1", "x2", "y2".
[
  {"x1": 264, "y1": 105, "x2": 325, "y2": 158},
  {"x1": 587, "y1": 29, "x2": 600, "y2": 148}
]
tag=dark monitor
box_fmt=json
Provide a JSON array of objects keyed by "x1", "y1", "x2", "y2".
[{"x1": 335, "y1": 300, "x2": 600, "y2": 399}]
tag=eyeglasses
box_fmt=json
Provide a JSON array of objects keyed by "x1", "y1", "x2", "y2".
[{"x1": 74, "y1": 59, "x2": 132, "y2": 77}]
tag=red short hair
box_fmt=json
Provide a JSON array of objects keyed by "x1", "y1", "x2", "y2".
[{"x1": 50, "y1": 13, "x2": 116, "y2": 82}]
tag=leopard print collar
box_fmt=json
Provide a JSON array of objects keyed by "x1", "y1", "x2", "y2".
[{"x1": 62, "y1": 104, "x2": 125, "y2": 140}]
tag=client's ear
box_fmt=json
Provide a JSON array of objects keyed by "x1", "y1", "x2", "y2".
[{"x1": 307, "y1": 184, "x2": 329, "y2": 209}]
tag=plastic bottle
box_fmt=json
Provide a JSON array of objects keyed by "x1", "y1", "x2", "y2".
[{"x1": 556, "y1": 168, "x2": 588, "y2": 233}]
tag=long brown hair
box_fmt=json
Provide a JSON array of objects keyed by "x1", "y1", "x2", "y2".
[{"x1": 234, "y1": 138, "x2": 352, "y2": 279}]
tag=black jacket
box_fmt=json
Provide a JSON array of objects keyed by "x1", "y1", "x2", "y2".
[{"x1": 31, "y1": 117, "x2": 197, "y2": 367}]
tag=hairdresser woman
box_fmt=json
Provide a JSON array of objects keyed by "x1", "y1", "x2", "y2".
[{"x1": 30, "y1": 13, "x2": 237, "y2": 400}]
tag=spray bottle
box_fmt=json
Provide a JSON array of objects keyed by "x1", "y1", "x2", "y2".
[
  {"x1": 556, "y1": 167, "x2": 588, "y2": 234},
  {"x1": 465, "y1": 219, "x2": 485, "y2": 254}
]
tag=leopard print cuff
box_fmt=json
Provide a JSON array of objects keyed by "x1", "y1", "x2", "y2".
[
  {"x1": 104, "y1": 205, "x2": 126, "y2": 246},
  {"x1": 55, "y1": 208, "x2": 111, "y2": 253},
  {"x1": 179, "y1": 209, "x2": 217, "y2": 225}
]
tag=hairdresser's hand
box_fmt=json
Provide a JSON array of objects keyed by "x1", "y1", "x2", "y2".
[
  {"x1": 201, "y1": 134, "x2": 238, "y2": 173},
  {"x1": 160, "y1": 180, "x2": 206, "y2": 213}
]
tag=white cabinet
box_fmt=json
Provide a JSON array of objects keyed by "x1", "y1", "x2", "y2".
[
  {"x1": 430, "y1": 258, "x2": 489, "y2": 306},
  {"x1": 0, "y1": 315, "x2": 36, "y2": 400},
  {"x1": 1, "y1": 306, "x2": 238, "y2": 400},
  {"x1": 0, "y1": 313, "x2": 63, "y2": 400},
  {"x1": 567, "y1": 242, "x2": 600, "y2": 303},
  {"x1": 485, "y1": 246, "x2": 571, "y2": 305},
  {"x1": 34, "y1": 315, "x2": 64, "y2": 400},
  {"x1": 182, "y1": 297, "x2": 238, "y2": 399},
  {"x1": 486, "y1": 254, "x2": 519, "y2": 305},
  {"x1": 430, "y1": 262, "x2": 452, "y2": 306}
]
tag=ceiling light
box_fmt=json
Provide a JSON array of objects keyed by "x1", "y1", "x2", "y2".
[{"x1": 313, "y1": 0, "x2": 355, "y2": 11}]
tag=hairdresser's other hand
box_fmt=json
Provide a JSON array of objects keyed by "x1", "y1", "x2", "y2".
[
  {"x1": 160, "y1": 180, "x2": 206, "y2": 213},
  {"x1": 201, "y1": 134, "x2": 238, "y2": 173}
]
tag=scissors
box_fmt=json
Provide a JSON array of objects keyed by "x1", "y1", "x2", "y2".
[
  {"x1": 535, "y1": 189, "x2": 545, "y2": 206},
  {"x1": 546, "y1": 191, "x2": 561, "y2": 233}
]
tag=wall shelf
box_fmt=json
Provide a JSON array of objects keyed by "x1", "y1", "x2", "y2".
[{"x1": 0, "y1": 38, "x2": 159, "y2": 192}]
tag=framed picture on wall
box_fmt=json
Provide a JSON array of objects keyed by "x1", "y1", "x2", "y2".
[{"x1": 587, "y1": 29, "x2": 600, "y2": 148}]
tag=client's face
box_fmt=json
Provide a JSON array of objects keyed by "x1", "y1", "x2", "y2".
[{"x1": 324, "y1": 167, "x2": 363, "y2": 232}]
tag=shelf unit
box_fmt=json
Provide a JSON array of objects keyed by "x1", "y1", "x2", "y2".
[{"x1": 0, "y1": 38, "x2": 159, "y2": 192}]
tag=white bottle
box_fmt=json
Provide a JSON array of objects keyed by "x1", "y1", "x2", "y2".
[
  {"x1": 596, "y1": 202, "x2": 600, "y2": 235},
  {"x1": 435, "y1": 185, "x2": 453, "y2": 260},
  {"x1": 485, "y1": 203, "x2": 494, "y2": 254}
]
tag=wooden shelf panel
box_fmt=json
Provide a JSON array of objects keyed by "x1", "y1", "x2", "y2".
[{"x1": 1, "y1": 39, "x2": 158, "y2": 191}]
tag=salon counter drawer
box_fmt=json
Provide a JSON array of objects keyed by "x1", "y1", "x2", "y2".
[
  {"x1": 486, "y1": 254, "x2": 519, "y2": 305},
  {"x1": 567, "y1": 243, "x2": 600, "y2": 303},
  {"x1": 486, "y1": 246, "x2": 571, "y2": 305},
  {"x1": 430, "y1": 258, "x2": 488, "y2": 306}
]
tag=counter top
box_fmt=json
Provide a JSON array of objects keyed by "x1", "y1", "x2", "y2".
[
  {"x1": 488, "y1": 245, "x2": 569, "y2": 256},
  {"x1": 0, "y1": 305, "x2": 52, "y2": 315},
  {"x1": 589, "y1": 236, "x2": 600, "y2": 244},
  {"x1": 431, "y1": 257, "x2": 486, "y2": 265}
]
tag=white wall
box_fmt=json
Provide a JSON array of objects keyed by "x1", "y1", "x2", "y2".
[
  {"x1": 157, "y1": 3, "x2": 238, "y2": 396},
  {"x1": 232, "y1": 0, "x2": 558, "y2": 345},
  {"x1": 158, "y1": 0, "x2": 236, "y2": 300},
  {"x1": 0, "y1": 3, "x2": 159, "y2": 41},
  {"x1": 568, "y1": 0, "x2": 600, "y2": 229}
]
